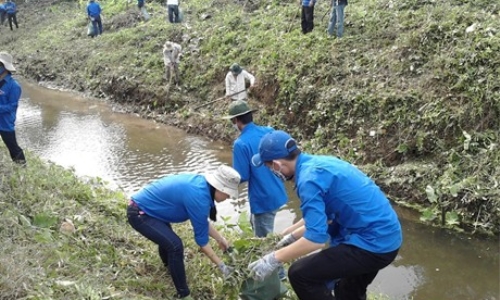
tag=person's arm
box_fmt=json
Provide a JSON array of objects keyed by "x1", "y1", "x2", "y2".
[
  {"x1": 208, "y1": 222, "x2": 229, "y2": 252},
  {"x1": 244, "y1": 70, "x2": 256, "y2": 86},
  {"x1": 200, "y1": 242, "x2": 224, "y2": 266},
  {"x1": 0, "y1": 82, "x2": 21, "y2": 114},
  {"x1": 232, "y1": 141, "x2": 250, "y2": 182},
  {"x1": 225, "y1": 73, "x2": 232, "y2": 96},
  {"x1": 281, "y1": 218, "x2": 305, "y2": 235}
]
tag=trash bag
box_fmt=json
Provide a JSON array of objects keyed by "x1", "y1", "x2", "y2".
[
  {"x1": 240, "y1": 270, "x2": 286, "y2": 300},
  {"x1": 140, "y1": 7, "x2": 151, "y2": 21},
  {"x1": 87, "y1": 21, "x2": 95, "y2": 37}
]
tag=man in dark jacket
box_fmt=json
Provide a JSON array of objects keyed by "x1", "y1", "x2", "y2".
[
  {"x1": 0, "y1": 52, "x2": 26, "y2": 165},
  {"x1": 327, "y1": 0, "x2": 348, "y2": 38},
  {"x1": 86, "y1": 0, "x2": 102, "y2": 36}
]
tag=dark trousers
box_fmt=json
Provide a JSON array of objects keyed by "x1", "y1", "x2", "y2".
[
  {"x1": 127, "y1": 204, "x2": 191, "y2": 298},
  {"x1": 7, "y1": 13, "x2": 18, "y2": 30},
  {"x1": 288, "y1": 244, "x2": 399, "y2": 300},
  {"x1": 301, "y1": 5, "x2": 314, "y2": 34},
  {"x1": 91, "y1": 15, "x2": 102, "y2": 36},
  {"x1": 0, "y1": 130, "x2": 25, "y2": 164},
  {"x1": 0, "y1": 11, "x2": 6, "y2": 25},
  {"x1": 167, "y1": 5, "x2": 179, "y2": 23}
]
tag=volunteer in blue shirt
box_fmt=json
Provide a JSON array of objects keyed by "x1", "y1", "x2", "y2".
[
  {"x1": 0, "y1": 52, "x2": 26, "y2": 165},
  {"x1": 223, "y1": 100, "x2": 288, "y2": 280},
  {"x1": 86, "y1": 0, "x2": 102, "y2": 36},
  {"x1": 4, "y1": 0, "x2": 18, "y2": 31},
  {"x1": 301, "y1": 0, "x2": 316, "y2": 34},
  {"x1": 127, "y1": 165, "x2": 240, "y2": 300},
  {"x1": 0, "y1": 3, "x2": 6, "y2": 26},
  {"x1": 248, "y1": 130, "x2": 402, "y2": 300}
]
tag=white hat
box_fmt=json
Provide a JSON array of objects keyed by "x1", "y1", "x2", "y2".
[
  {"x1": 205, "y1": 165, "x2": 241, "y2": 199},
  {"x1": 0, "y1": 52, "x2": 16, "y2": 72},
  {"x1": 164, "y1": 41, "x2": 173, "y2": 51}
]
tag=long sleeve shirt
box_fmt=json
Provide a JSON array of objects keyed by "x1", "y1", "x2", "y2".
[
  {"x1": 295, "y1": 153, "x2": 402, "y2": 253},
  {"x1": 233, "y1": 123, "x2": 288, "y2": 214},
  {"x1": 225, "y1": 70, "x2": 255, "y2": 101},
  {"x1": 87, "y1": 1, "x2": 101, "y2": 17},
  {"x1": 131, "y1": 173, "x2": 215, "y2": 247},
  {"x1": 4, "y1": 2, "x2": 17, "y2": 14},
  {"x1": 0, "y1": 74, "x2": 22, "y2": 132},
  {"x1": 162, "y1": 43, "x2": 182, "y2": 65}
]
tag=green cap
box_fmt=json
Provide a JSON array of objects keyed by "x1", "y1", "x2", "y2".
[
  {"x1": 222, "y1": 100, "x2": 257, "y2": 119},
  {"x1": 230, "y1": 63, "x2": 242, "y2": 74}
]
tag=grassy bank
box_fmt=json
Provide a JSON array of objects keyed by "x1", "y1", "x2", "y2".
[{"x1": 0, "y1": 0, "x2": 498, "y2": 234}]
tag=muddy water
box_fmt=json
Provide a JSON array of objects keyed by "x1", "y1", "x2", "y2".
[{"x1": 15, "y1": 80, "x2": 499, "y2": 300}]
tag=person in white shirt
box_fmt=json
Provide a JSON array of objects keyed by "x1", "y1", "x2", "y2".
[
  {"x1": 225, "y1": 63, "x2": 256, "y2": 101},
  {"x1": 163, "y1": 41, "x2": 182, "y2": 84},
  {"x1": 166, "y1": 0, "x2": 180, "y2": 23}
]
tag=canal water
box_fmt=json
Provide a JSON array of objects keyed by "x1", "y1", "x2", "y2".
[{"x1": 14, "y1": 80, "x2": 499, "y2": 300}]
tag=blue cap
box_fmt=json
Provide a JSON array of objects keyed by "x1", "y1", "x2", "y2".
[{"x1": 251, "y1": 130, "x2": 298, "y2": 167}]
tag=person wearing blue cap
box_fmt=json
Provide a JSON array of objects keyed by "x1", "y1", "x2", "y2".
[{"x1": 248, "y1": 130, "x2": 402, "y2": 300}]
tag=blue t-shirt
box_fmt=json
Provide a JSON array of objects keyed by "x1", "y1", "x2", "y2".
[
  {"x1": 295, "y1": 154, "x2": 402, "y2": 253},
  {"x1": 233, "y1": 123, "x2": 288, "y2": 214},
  {"x1": 0, "y1": 74, "x2": 22, "y2": 132},
  {"x1": 86, "y1": 1, "x2": 101, "y2": 17},
  {"x1": 3, "y1": 2, "x2": 16, "y2": 14},
  {"x1": 131, "y1": 173, "x2": 215, "y2": 247}
]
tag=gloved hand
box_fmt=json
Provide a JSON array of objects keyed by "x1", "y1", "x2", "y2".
[
  {"x1": 218, "y1": 262, "x2": 234, "y2": 278},
  {"x1": 276, "y1": 233, "x2": 297, "y2": 249},
  {"x1": 248, "y1": 252, "x2": 282, "y2": 281}
]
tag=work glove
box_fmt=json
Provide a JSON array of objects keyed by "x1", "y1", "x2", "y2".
[
  {"x1": 248, "y1": 252, "x2": 282, "y2": 281},
  {"x1": 218, "y1": 262, "x2": 234, "y2": 278},
  {"x1": 276, "y1": 233, "x2": 297, "y2": 249}
]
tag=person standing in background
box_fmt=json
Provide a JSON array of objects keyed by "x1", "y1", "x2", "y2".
[
  {"x1": 0, "y1": 52, "x2": 26, "y2": 165},
  {"x1": 300, "y1": 0, "x2": 315, "y2": 34},
  {"x1": 166, "y1": 0, "x2": 180, "y2": 23},
  {"x1": 4, "y1": 0, "x2": 18, "y2": 31},
  {"x1": 0, "y1": 3, "x2": 7, "y2": 26},
  {"x1": 327, "y1": 0, "x2": 348, "y2": 38},
  {"x1": 87, "y1": 0, "x2": 102, "y2": 36}
]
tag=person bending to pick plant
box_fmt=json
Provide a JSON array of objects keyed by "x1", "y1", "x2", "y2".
[
  {"x1": 248, "y1": 130, "x2": 402, "y2": 300},
  {"x1": 127, "y1": 165, "x2": 240, "y2": 300}
]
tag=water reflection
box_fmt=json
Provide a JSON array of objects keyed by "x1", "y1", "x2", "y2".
[{"x1": 15, "y1": 80, "x2": 500, "y2": 300}]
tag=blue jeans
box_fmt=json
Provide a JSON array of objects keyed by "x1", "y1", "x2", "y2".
[
  {"x1": 251, "y1": 211, "x2": 286, "y2": 279},
  {"x1": 167, "y1": 5, "x2": 179, "y2": 23},
  {"x1": 127, "y1": 204, "x2": 190, "y2": 298},
  {"x1": 327, "y1": 3, "x2": 346, "y2": 37}
]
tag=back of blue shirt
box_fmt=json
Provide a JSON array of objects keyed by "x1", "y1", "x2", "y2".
[
  {"x1": 87, "y1": 1, "x2": 101, "y2": 17},
  {"x1": 0, "y1": 74, "x2": 22, "y2": 131},
  {"x1": 295, "y1": 154, "x2": 402, "y2": 253},
  {"x1": 4, "y1": 2, "x2": 16, "y2": 14},
  {"x1": 131, "y1": 173, "x2": 214, "y2": 247},
  {"x1": 233, "y1": 123, "x2": 288, "y2": 214}
]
